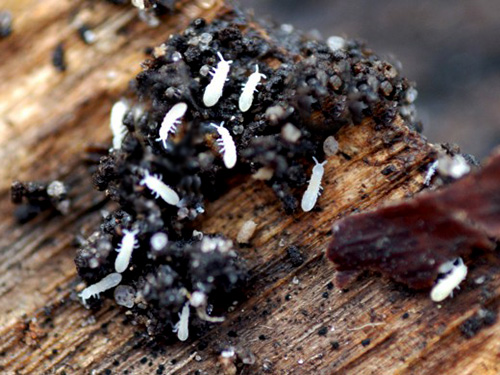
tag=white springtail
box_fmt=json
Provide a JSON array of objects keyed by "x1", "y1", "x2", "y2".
[
  {"x1": 203, "y1": 52, "x2": 232, "y2": 107},
  {"x1": 238, "y1": 65, "x2": 266, "y2": 112},
  {"x1": 140, "y1": 170, "x2": 180, "y2": 206},
  {"x1": 110, "y1": 99, "x2": 129, "y2": 150},
  {"x1": 79, "y1": 272, "x2": 123, "y2": 303},
  {"x1": 423, "y1": 160, "x2": 438, "y2": 186},
  {"x1": 301, "y1": 157, "x2": 327, "y2": 212},
  {"x1": 211, "y1": 122, "x2": 237, "y2": 169},
  {"x1": 173, "y1": 302, "x2": 190, "y2": 341},
  {"x1": 114, "y1": 229, "x2": 140, "y2": 273},
  {"x1": 156, "y1": 102, "x2": 188, "y2": 148},
  {"x1": 430, "y1": 258, "x2": 468, "y2": 302}
]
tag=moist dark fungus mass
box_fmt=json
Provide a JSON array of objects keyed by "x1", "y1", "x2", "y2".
[
  {"x1": 35, "y1": 4, "x2": 417, "y2": 340},
  {"x1": 79, "y1": 6, "x2": 422, "y2": 339}
]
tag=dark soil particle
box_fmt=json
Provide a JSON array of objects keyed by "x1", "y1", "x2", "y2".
[
  {"x1": 286, "y1": 246, "x2": 304, "y2": 267},
  {"x1": 330, "y1": 341, "x2": 340, "y2": 350},
  {"x1": 460, "y1": 308, "x2": 497, "y2": 338},
  {"x1": 52, "y1": 43, "x2": 67, "y2": 72},
  {"x1": 402, "y1": 312, "x2": 410, "y2": 320},
  {"x1": 11, "y1": 180, "x2": 69, "y2": 223},
  {"x1": 72, "y1": 4, "x2": 420, "y2": 342},
  {"x1": 318, "y1": 326, "x2": 328, "y2": 336},
  {"x1": 361, "y1": 338, "x2": 371, "y2": 347}
]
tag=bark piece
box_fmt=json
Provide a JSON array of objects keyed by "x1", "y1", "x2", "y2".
[{"x1": 327, "y1": 147, "x2": 500, "y2": 289}]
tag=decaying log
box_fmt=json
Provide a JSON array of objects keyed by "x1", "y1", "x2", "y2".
[{"x1": 1, "y1": 1, "x2": 499, "y2": 374}]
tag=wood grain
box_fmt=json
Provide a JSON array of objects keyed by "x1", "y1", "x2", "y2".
[{"x1": 1, "y1": 1, "x2": 499, "y2": 374}]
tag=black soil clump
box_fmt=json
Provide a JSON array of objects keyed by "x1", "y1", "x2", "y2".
[{"x1": 73, "y1": 6, "x2": 417, "y2": 340}]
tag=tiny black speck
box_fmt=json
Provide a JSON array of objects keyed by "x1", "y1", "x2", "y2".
[
  {"x1": 330, "y1": 341, "x2": 340, "y2": 350},
  {"x1": 318, "y1": 327, "x2": 328, "y2": 336},
  {"x1": 361, "y1": 338, "x2": 371, "y2": 347},
  {"x1": 326, "y1": 282, "x2": 334, "y2": 290},
  {"x1": 140, "y1": 357, "x2": 148, "y2": 364},
  {"x1": 322, "y1": 291, "x2": 329, "y2": 298},
  {"x1": 104, "y1": 369, "x2": 112, "y2": 375},
  {"x1": 52, "y1": 43, "x2": 67, "y2": 72},
  {"x1": 402, "y1": 312, "x2": 409, "y2": 320},
  {"x1": 259, "y1": 334, "x2": 267, "y2": 340}
]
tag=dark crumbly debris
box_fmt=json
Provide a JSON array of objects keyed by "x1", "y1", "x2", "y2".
[
  {"x1": 0, "y1": 10, "x2": 12, "y2": 38},
  {"x1": 361, "y1": 338, "x2": 371, "y2": 347},
  {"x1": 460, "y1": 308, "x2": 497, "y2": 338},
  {"x1": 11, "y1": 180, "x2": 69, "y2": 223},
  {"x1": 286, "y1": 246, "x2": 304, "y2": 267},
  {"x1": 52, "y1": 43, "x2": 67, "y2": 72},
  {"x1": 327, "y1": 147, "x2": 500, "y2": 290},
  {"x1": 74, "y1": 6, "x2": 420, "y2": 340}
]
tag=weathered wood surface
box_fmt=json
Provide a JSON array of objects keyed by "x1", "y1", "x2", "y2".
[{"x1": 1, "y1": 1, "x2": 499, "y2": 374}]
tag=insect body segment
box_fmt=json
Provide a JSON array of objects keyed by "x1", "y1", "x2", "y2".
[
  {"x1": 115, "y1": 229, "x2": 140, "y2": 273},
  {"x1": 79, "y1": 272, "x2": 123, "y2": 303},
  {"x1": 211, "y1": 122, "x2": 237, "y2": 169},
  {"x1": 239, "y1": 65, "x2": 266, "y2": 112},
  {"x1": 301, "y1": 157, "x2": 327, "y2": 212},
  {"x1": 203, "y1": 52, "x2": 232, "y2": 107},
  {"x1": 140, "y1": 171, "x2": 180, "y2": 206},
  {"x1": 156, "y1": 102, "x2": 188, "y2": 148}
]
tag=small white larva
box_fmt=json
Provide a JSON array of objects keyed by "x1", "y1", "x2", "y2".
[
  {"x1": 79, "y1": 272, "x2": 123, "y2": 303},
  {"x1": 140, "y1": 170, "x2": 180, "y2": 206},
  {"x1": 424, "y1": 160, "x2": 438, "y2": 186},
  {"x1": 173, "y1": 302, "x2": 190, "y2": 341},
  {"x1": 203, "y1": 52, "x2": 232, "y2": 107},
  {"x1": 114, "y1": 229, "x2": 140, "y2": 273},
  {"x1": 110, "y1": 99, "x2": 129, "y2": 150},
  {"x1": 156, "y1": 102, "x2": 188, "y2": 148},
  {"x1": 301, "y1": 157, "x2": 327, "y2": 212},
  {"x1": 430, "y1": 258, "x2": 468, "y2": 302},
  {"x1": 211, "y1": 122, "x2": 237, "y2": 169},
  {"x1": 239, "y1": 65, "x2": 266, "y2": 112}
]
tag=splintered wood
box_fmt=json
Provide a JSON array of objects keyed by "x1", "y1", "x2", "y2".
[{"x1": 1, "y1": 1, "x2": 499, "y2": 374}]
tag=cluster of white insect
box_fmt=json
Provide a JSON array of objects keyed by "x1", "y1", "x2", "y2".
[
  {"x1": 109, "y1": 99, "x2": 129, "y2": 150},
  {"x1": 114, "y1": 229, "x2": 140, "y2": 273},
  {"x1": 140, "y1": 170, "x2": 180, "y2": 206},
  {"x1": 203, "y1": 53, "x2": 266, "y2": 112},
  {"x1": 430, "y1": 258, "x2": 468, "y2": 302},
  {"x1": 239, "y1": 65, "x2": 267, "y2": 112},
  {"x1": 211, "y1": 122, "x2": 237, "y2": 169},
  {"x1": 156, "y1": 102, "x2": 188, "y2": 148},
  {"x1": 301, "y1": 157, "x2": 327, "y2": 212},
  {"x1": 79, "y1": 272, "x2": 123, "y2": 304}
]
